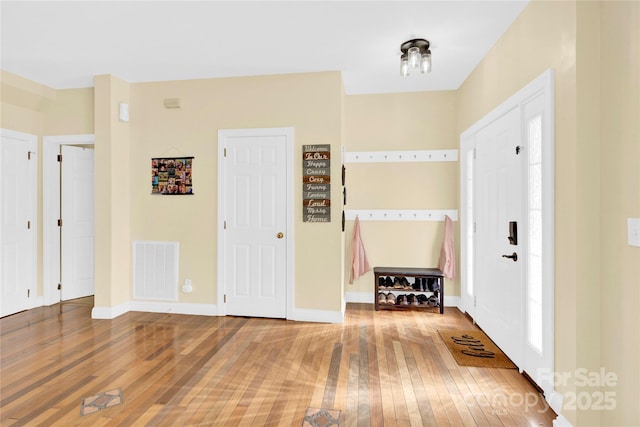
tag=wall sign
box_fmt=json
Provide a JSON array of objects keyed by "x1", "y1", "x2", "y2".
[
  {"x1": 303, "y1": 145, "x2": 331, "y2": 222},
  {"x1": 151, "y1": 157, "x2": 194, "y2": 195}
]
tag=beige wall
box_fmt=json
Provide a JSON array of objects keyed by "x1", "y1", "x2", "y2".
[
  {"x1": 457, "y1": 0, "x2": 640, "y2": 425},
  {"x1": 94, "y1": 75, "x2": 131, "y2": 309},
  {"x1": 45, "y1": 88, "x2": 94, "y2": 136},
  {"x1": 343, "y1": 91, "x2": 459, "y2": 295},
  {"x1": 128, "y1": 72, "x2": 344, "y2": 312},
  {"x1": 599, "y1": 2, "x2": 640, "y2": 426}
]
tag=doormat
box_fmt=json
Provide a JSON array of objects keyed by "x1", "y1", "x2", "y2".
[
  {"x1": 80, "y1": 388, "x2": 123, "y2": 416},
  {"x1": 302, "y1": 407, "x2": 341, "y2": 427},
  {"x1": 438, "y1": 330, "x2": 516, "y2": 369}
]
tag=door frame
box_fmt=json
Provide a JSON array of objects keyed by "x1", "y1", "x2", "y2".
[
  {"x1": 216, "y1": 127, "x2": 294, "y2": 319},
  {"x1": 42, "y1": 134, "x2": 95, "y2": 306},
  {"x1": 0, "y1": 128, "x2": 39, "y2": 313},
  {"x1": 460, "y1": 69, "x2": 555, "y2": 398}
]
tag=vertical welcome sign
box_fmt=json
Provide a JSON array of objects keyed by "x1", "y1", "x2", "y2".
[{"x1": 302, "y1": 145, "x2": 331, "y2": 223}]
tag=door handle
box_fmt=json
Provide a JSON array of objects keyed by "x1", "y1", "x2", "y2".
[
  {"x1": 277, "y1": 232, "x2": 284, "y2": 239},
  {"x1": 502, "y1": 252, "x2": 518, "y2": 262}
]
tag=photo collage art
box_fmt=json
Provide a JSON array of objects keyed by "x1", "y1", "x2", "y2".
[{"x1": 151, "y1": 157, "x2": 194, "y2": 195}]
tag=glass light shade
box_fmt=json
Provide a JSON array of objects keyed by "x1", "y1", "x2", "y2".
[
  {"x1": 420, "y1": 51, "x2": 432, "y2": 73},
  {"x1": 408, "y1": 46, "x2": 420, "y2": 68},
  {"x1": 400, "y1": 56, "x2": 409, "y2": 77}
]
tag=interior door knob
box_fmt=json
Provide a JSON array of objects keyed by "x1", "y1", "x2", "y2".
[
  {"x1": 277, "y1": 232, "x2": 284, "y2": 239},
  {"x1": 502, "y1": 252, "x2": 518, "y2": 262}
]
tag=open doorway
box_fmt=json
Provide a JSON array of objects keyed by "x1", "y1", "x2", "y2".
[{"x1": 43, "y1": 135, "x2": 95, "y2": 305}]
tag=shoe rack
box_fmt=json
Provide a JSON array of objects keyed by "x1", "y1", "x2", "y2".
[{"x1": 374, "y1": 267, "x2": 444, "y2": 314}]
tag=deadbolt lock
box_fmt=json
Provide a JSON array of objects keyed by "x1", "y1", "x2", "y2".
[{"x1": 277, "y1": 232, "x2": 284, "y2": 239}]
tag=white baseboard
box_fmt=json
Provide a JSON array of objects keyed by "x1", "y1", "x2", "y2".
[
  {"x1": 91, "y1": 300, "x2": 340, "y2": 323},
  {"x1": 547, "y1": 390, "x2": 571, "y2": 427},
  {"x1": 444, "y1": 295, "x2": 461, "y2": 308},
  {"x1": 345, "y1": 291, "x2": 375, "y2": 304},
  {"x1": 92, "y1": 302, "x2": 130, "y2": 319},
  {"x1": 552, "y1": 414, "x2": 573, "y2": 427},
  {"x1": 129, "y1": 301, "x2": 218, "y2": 316},
  {"x1": 29, "y1": 296, "x2": 44, "y2": 309},
  {"x1": 289, "y1": 308, "x2": 344, "y2": 324}
]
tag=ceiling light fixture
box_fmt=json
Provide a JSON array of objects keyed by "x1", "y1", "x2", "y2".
[{"x1": 400, "y1": 38, "x2": 431, "y2": 77}]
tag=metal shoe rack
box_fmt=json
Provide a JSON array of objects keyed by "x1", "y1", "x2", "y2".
[{"x1": 374, "y1": 267, "x2": 444, "y2": 314}]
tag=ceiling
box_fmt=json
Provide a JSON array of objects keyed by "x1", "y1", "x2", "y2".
[{"x1": 1, "y1": 1, "x2": 529, "y2": 95}]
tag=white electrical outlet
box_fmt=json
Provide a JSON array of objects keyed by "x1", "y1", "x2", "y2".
[
  {"x1": 628, "y1": 218, "x2": 640, "y2": 247},
  {"x1": 182, "y1": 279, "x2": 193, "y2": 293}
]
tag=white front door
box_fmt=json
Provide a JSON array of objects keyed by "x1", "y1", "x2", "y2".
[
  {"x1": 474, "y1": 107, "x2": 524, "y2": 367},
  {"x1": 219, "y1": 128, "x2": 292, "y2": 318},
  {"x1": 1, "y1": 130, "x2": 37, "y2": 317},
  {"x1": 61, "y1": 145, "x2": 95, "y2": 301}
]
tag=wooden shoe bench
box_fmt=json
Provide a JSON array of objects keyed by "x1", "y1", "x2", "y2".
[{"x1": 374, "y1": 267, "x2": 444, "y2": 314}]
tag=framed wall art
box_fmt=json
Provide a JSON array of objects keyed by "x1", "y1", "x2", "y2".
[{"x1": 151, "y1": 156, "x2": 194, "y2": 195}]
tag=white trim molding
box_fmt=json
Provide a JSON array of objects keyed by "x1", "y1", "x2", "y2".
[
  {"x1": 129, "y1": 301, "x2": 218, "y2": 316},
  {"x1": 289, "y1": 308, "x2": 345, "y2": 324},
  {"x1": 345, "y1": 209, "x2": 457, "y2": 222},
  {"x1": 92, "y1": 302, "x2": 130, "y2": 319},
  {"x1": 344, "y1": 149, "x2": 458, "y2": 163}
]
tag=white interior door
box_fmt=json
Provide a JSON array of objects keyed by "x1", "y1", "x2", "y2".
[
  {"x1": 474, "y1": 107, "x2": 524, "y2": 368},
  {"x1": 1, "y1": 130, "x2": 37, "y2": 317},
  {"x1": 61, "y1": 145, "x2": 95, "y2": 301},
  {"x1": 220, "y1": 129, "x2": 291, "y2": 318}
]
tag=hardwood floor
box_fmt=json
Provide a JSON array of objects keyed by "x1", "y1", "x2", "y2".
[{"x1": 0, "y1": 300, "x2": 556, "y2": 426}]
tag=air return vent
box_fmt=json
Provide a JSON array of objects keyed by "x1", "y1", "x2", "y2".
[{"x1": 133, "y1": 241, "x2": 179, "y2": 301}]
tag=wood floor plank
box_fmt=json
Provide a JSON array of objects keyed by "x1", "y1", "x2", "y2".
[{"x1": 0, "y1": 299, "x2": 557, "y2": 426}]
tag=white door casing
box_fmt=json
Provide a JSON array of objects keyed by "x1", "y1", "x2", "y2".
[
  {"x1": 42, "y1": 135, "x2": 94, "y2": 306},
  {"x1": 218, "y1": 128, "x2": 294, "y2": 319},
  {"x1": 1, "y1": 129, "x2": 38, "y2": 317},
  {"x1": 61, "y1": 145, "x2": 95, "y2": 301},
  {"x1": 460, "y1": 69, "x2": 555, "y2": 401},
  {"x1": 459, "y1": 134, "x2": 476, "y2": 318}
]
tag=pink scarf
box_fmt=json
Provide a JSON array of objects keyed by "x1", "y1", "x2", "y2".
[
  {"x1": 438, "y1": 215, "x2": 456, "y2": 279},
  {"x1": 349, "y1": 215, "x2": 371, "y2": 284}
]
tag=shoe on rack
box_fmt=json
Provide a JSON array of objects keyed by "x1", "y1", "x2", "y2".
[
  {"x1": 386, "y1": 292, "x2": 396, "y2": 305},
  {"x1": 378, "y1": 292, "x2": 387, "y2": 305},
  {"x1": 385, "y1": 276, "x2": 393, "y2": 288},
  {"x1": 417, "y1": 294, "x2": 428, "y2": 305},
  {"x1": 393, "y1": 277, "x2": 403, "y2": 289}
]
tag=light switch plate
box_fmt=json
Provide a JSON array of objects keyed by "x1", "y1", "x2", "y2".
[{"x1": 628, "y1": 218, "x2": 640, "y2": 247}]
